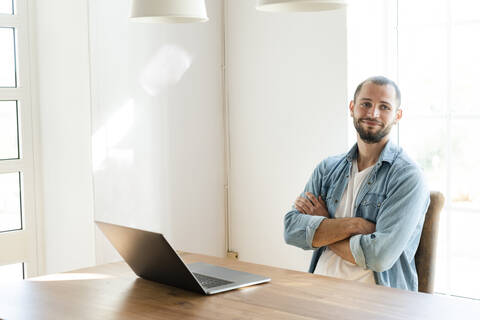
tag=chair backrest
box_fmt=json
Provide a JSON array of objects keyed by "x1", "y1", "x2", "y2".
[{"x1": 415, "y1": 191, "x2": 445, "y2": 293}]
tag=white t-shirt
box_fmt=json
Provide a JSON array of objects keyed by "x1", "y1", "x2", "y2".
[{"x1": 315, "y1": 160, "x2": 376, "y2": 284}]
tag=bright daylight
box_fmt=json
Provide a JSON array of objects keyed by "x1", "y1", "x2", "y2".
[{"x1": 0, "y1": 0, "x2": 479, "y2": 319}]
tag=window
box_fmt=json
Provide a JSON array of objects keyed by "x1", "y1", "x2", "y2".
[
  {"x1": 0, "y1": 0, "x2": 39, "y2": 279},
  {"x1": 0, "y1": 262, "x2": 24, "y2": 280},
  {"x1": 398, "y1": 0, "x2": 480, "y2": 299},
  {"x1": 0, "y1": 27, "x2": 17, "y2": 87},
  {"x1": 0, "y1": 100, "x2": 19, "y2": 159},
  {"x1": 349, "y1": 0, "x2": 480, "y2": 299},
  {"x1": 0, "y1": 0, "x2": 14, "y2": 15}
]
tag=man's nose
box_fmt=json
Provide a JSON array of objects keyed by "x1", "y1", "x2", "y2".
[{"x1": 367, "y1": 105, "x2": 380, "y2": 118}]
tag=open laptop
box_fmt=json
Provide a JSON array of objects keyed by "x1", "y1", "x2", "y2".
[{"x1": 95, "y1": 221, "x2": 270, "y2": 295}]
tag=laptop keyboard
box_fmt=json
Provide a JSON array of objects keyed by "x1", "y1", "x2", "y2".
[{"x1": 193, "y1": 273, "x2": 234, "y2": 289}]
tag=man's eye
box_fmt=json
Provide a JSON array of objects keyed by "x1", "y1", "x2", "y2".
[
  {"x1": 361, "y1": 102, "x2": 371, "y2": 107},
  {"x1": 381, "y1": 105, "x2": 391, "y2": 110}
]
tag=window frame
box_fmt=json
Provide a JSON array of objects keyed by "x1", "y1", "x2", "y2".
[{"x1": 0, "y1": 0, "x2": 42, "y2": 278}]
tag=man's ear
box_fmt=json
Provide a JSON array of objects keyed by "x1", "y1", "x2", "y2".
[
  {"x1": 349, "y1": 100, "x2": 354, "y2": 117},
  {"x1": 394, "y1": 108, "x2": 403, "y2": 124}
]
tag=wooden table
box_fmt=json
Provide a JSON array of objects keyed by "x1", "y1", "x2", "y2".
[{"x1": 0, "y1": 252, "x2": 479, "y2": 319}]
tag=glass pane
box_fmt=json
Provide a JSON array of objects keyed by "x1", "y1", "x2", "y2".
[
  {"x1": 398, "y1": 0, "x2": 448, "y2": 26},
  {"x1": 399, "y1": 117, "x2": 447, "y2": 194},
  {"x1": 0, "y1": 27, "x2": 16, "y2": 87},
  {"x1": 0, "y1": 262, "x2": 24, "y2": 281},
  {"x1": 0, "y1": 172, "x2": 22, "y2": 232},
  {"x1": 0, "y1": 0, "x2": 13, "y2": 14},
  {"x1": 451, "y1": 23, "x2": 480, "y2": 115},
  {"x1": 452, "y1": 0, "x2": 480, "y2": 22},
  {"x1": 398, "y1": 25, "x2": 447, "y2": 116},
  {"x1": 0, "y1": 101, "x2": 19, "y2": 160},
  {"x1": 450, "y1": 209, "x2": 480, "y2": 299},
  {"x1": 451, "y1": 119, "x2": 480, "y2": 209},
  {"x1": 433, "y1": 206, "x2": 448, "y2": 295}
]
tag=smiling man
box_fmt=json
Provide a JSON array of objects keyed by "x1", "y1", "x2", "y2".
[{"x1": 284, "y1": 76, "x2": 430, "y2": 291}]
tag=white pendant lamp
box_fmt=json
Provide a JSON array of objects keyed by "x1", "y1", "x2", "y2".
[
  {"x1": 130, "y1": 0, "x2": 209, "y2": 23},
  {"x1": 256, "y1": 0, "x2": 347, "y2": 12}
]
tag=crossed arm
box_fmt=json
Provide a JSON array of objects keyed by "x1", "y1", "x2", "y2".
[
  {"x1": 295, "y1": 192, "x2": 375, "y2": 264},
  {"x1": 286, "y1": 165, "x2": 429, "y2": 272}
]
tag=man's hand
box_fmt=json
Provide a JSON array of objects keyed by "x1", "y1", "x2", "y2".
[{"x1": 295, "y1": 192, "x2": 329, "y2": 217}]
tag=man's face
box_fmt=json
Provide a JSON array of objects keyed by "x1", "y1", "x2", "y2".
[{"x1": 349, "y1": 82, "x2": 402, "y2": 144}]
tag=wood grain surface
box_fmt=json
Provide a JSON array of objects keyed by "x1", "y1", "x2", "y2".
[{"x1": 0, "y1": 252, "x2": 479, "y2": 320}]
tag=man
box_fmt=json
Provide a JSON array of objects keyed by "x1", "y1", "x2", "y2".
[{"x1": 284, "y1": 76, "x2": 430, "y2": 291}]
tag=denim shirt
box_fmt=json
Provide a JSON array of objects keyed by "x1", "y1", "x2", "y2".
[{"x1": 284, "y1": 140, "x2": 430, "y2": 291}]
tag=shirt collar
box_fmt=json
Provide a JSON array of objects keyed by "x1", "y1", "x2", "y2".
[{"x1": 346, "y1": 139, "x2": 399, "y2": 165}]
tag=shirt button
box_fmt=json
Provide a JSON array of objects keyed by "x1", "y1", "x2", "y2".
[
  {"x1": 368, "y1": 182, "x2": 371, "y2": 185},
  {"x1": 370, "y1": 234, "x2": 376, "y2": 239}
]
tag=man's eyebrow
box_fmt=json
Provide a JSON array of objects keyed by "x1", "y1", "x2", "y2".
[
  {"x1": 359, "y1": 98, "x2": 392, "y2": 106},
  {"x1": 359, "y1": 98, "x2": 374, "y2": 103}
]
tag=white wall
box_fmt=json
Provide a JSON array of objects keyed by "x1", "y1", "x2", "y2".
[
  {"x1": 89, "y1": 0, "x2": 226, "y2": 263},
  {"x1": 226, "y1": 1, "x2": 348, "y2": 271},
  {"x1": 34, "y1": 0, "x2": 95, "y2": 273},
  {"x1": 31, "y1": 0, "x2": 349, "y2": 273}
]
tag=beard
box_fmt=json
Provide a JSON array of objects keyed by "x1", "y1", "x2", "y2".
[{"x1": 353, "y1": 117, "x2": 394, "y2": 144}]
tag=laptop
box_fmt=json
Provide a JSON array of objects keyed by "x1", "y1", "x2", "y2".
[{"x1": 95, "y1": 221, "x2": 270, "y2": 295}]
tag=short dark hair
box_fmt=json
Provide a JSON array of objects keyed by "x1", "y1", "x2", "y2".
[{"x1": 353, "y1": 76, "x2": 401, "y2": 108}]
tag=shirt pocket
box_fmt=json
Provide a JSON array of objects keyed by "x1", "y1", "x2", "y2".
[{"x1": 357, "y1": 193, "x2": 386, "y2": 221}]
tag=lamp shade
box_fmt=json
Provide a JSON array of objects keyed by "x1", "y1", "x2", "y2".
[
  {"x1": 130, "y1": 0, "x2": 209, "y2": 23},
  {"x1": 256, "y1": 0, "x2": 347, "y2": 12}
]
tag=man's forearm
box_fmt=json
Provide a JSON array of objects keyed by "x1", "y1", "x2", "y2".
[
  {"x1": 329, "y1": 239, "x2": 356, "y2": 264},
  {"x1": 312, "y1": 217, "x2": 375, "y2": 248},
  {"x1": 312, "y1": 218, "x2": 357, "y2": 248}
]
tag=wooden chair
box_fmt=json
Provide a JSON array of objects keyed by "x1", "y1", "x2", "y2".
[{"x1": 415, "y1": 191, "x2": 445, "y2": 293}]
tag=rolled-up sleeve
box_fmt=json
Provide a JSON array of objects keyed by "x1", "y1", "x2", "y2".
[
  {"x1": 349, "y1": 165, "x2": 430, "y2": 272},
  {"x1": 284, "y1": 211, "x2": 326, "y2": 250},
  {"x1": 284, "y1": 162, "x2": 327, "y2": 250}
]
